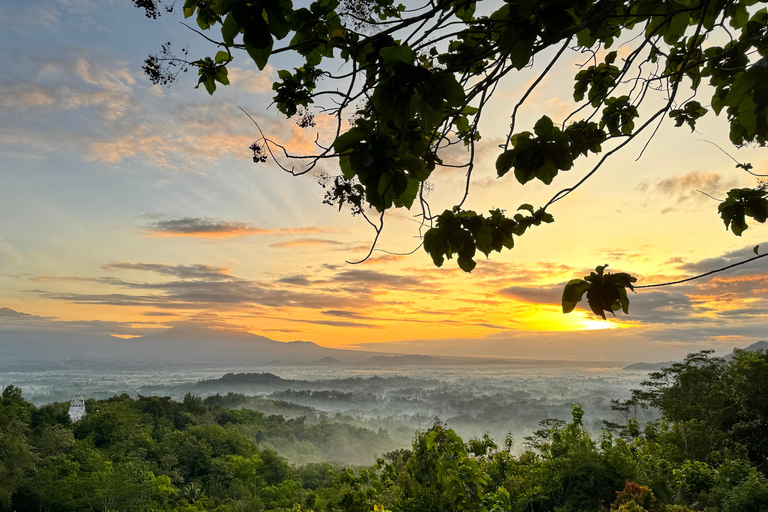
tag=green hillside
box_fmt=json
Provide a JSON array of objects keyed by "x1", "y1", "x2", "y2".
[{"x1": 2, "y1": 348, "x2": 767, "y2": 512}]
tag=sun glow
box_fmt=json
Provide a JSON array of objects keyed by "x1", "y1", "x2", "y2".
[{"x1": 580, "y1": 319, "x2": 620, "y2": 331}]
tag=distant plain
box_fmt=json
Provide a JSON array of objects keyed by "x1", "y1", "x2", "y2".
[{"x1": 0, "y1": 357, "x2": 655, "y2": 462}]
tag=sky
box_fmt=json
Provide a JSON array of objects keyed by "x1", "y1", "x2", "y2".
[{"x1": 1, "y1": 0, "x2": 767, "y2": 362}]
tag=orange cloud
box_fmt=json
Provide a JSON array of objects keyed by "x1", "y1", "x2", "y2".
[
  {"x1": 359, "y1": 254, "x2": 406, "y2": 265},
  {"x1": 269, "y1": 238, "x2": 344, "y2": 248},
  {"x1": 145, "y1": 217, "x2": 327, "y2": 238}
]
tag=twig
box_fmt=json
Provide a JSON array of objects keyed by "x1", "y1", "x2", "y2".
[
  {"x1": 635, "y1": 252, "x2": 768, "y2": 289},
  {"x1": 696, "y1": 190, "x2": 723, "y2": 201},
  {"x1": 699, "y1": 139, "x2": 768, "y2": 177},
  {"x1": 346, "y1": 210, "x2": 386, "y2": 264}
]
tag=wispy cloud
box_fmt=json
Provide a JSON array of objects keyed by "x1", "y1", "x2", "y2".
[
  {"x1": 622, "y1": 289, "x2": 710, "y2": 325},
  {"x1": 144, "y1": 217, "x2": 327, "y2": 238},
  {"x1": 0, "y1": 58, "x2": 136, "y2": 121},
  {"x1": 498, "y1": 285, "x2": 562, "y2": 305},
  {"x1": 277, "y1": 276, "x2": 313, "y2": 286},
  {"x1": 322, "y1": 309, "x2": 367, "y2": 318},
  {"x1": 286, "y1": 318, "x2": 382, "y2": 329},
  {"x1": 359, "y1": 254, "x2": 406, "y2": 265},
  {"x1": 102, "y1": 262, "x2": 232, "y2": 279},
  {"x1": 14, "y1": 241, "x2": 768, "y2": 344},
  {"x1": 677, "y1": 244, "x2": 768, "y2": 275},
  {"x1": 332, "y1": 269, "x2": 423, "y2": 288},
  {"x1": 269, "y1": 239, "x2": 345, "y2": 248},
  {"x1": 30, "y1": 261, "x2": 374, "y2": 311},
  {"x1": 0, "y1": 307, "x2": 50, "y2": 320},
  {"x1": 638, "y1": 171, "x2": 741, "y2": 213},
  {"x1": 227, "y1": 66, "x2": 275, "y2": 94},
  {"x1": 0, "y1": 306, "x2": 158, "y2": 336}
]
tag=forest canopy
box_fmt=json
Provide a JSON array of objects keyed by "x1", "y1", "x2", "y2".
[
  {"x1": 135, "y1": 0, "x2": 768, "y2": 318},
  {"x1": 2, "y1": 347, "x2": 768, "y2": 511}
]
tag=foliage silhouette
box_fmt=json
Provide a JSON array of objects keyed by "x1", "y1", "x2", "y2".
[{"x1": 135, "y1": 0, "x2": 768, "y2": 317}]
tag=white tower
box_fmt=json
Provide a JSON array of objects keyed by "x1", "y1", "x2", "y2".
[{"x1": 68, "y1": 395, "x2": 86, "y2": 422}]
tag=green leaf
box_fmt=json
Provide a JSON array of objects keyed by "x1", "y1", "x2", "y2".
[
  {"x1": 431, "y1": 73, "x2": 465, "y2": 108},
  {"x1": 456, "y1": 1, "x2": 475, "y2": 22},
  {"x1": 379, "y1": 45, "x2": 416, "y2": 65},
  {"x1": 338, "y1": 155, "x2": 354, "y2": 180},
  {"x1": 400, "y1": 155, "x2": 430, "y2": 181},
  {"x1": 455, "y1": 116, "x2": 470, "y2": 133},
  {"x1": 394, "y1": 178, "x2": 419, "y2": 209},
  {"x1": 533, "y1": 116, "x2": 554, "y2": 137},
  {"x1": 378, "y1": 172, "x2": 392, "y2": 198},
  {"x1": 203, "y1": 78, "x2": 216, "y2": 95},
  {"x1": 423, "y1": 229, "x2": 446, "y2": 267},
  {"x1": 333, "y1": 128, "x2": 366, "y2": 153},
  {"x1": 214, "y1": 67, "x2": 229, "y2": 85},
  {"x1": 496, "y1": 150, "x2": 516, "y2": 177},
  {"x1": 719, "y1": 187, "x2": 768, "y2": 236},
  {"x1": 245, "y1": 41, "x2": 273, "y2": 70},
  {"x1": 221, "y1": 13, "x2": 240, "y2": 45},
  {"x1": 618, "y1": 287, "x2": 630, "y2": 314},
  {"x1": 731, "y1": 3, "x2": 749, "y2": 28},
  {"x1": 666, "y1": 11, "x2": 689, "y2": 42},
  {"x1": 562, "y1": 279, "x2": 591, "y2": 314},
  {"x1": 517, "y1": 204, "x2": 534, "y2": 213},
  {"x1": 183, "y1": 0, "x2": 196, "y2": 18},
  {"x1": 196, "y1": 15, "x2": 210, "y2": 30},
  {"x1": 215, "y1": 51, "x2": 231, "y2": 64},
  {"x1": 457, "y1": 255, "x2": 476, "y2": 272},
  {"x1": 565, "y1": 265, "x2": 637, "y2": 319},
  {"x1": 509, "y1": 33, "x2": 535, "y2": 70}
]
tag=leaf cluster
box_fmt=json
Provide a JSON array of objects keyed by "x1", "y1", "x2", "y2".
[
  {"x1": 668, "y1": 101, "x2": 708, "y2": 131},
  {"x1": 562, "y1": 265, "x2": 637, "y2": 319},
  {"x1": 717, "y1": 187, "x2": 768, "y2": 236},
  {"x1": 136, "y1": 0, "x2": 768, "y2": 318},
  {"x1": 423, "y1": 206, "x2": 553, "y2": 272}
]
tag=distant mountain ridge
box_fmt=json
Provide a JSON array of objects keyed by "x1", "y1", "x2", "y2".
[
  {"x1": 0, "y1": 322, "x2": 466, "y2": 366},
  {"x1": 364, "y1": 354, "x2": 446, "y2": 365},
  {"x1": 725, "y1": 340, "x2": 768, "y2": 359},
  {"x1": 623, "y1": 340, "x2": 767, "y2": 371},
  {"x1": 0, "y1": 324, "x2": 378, "y2": 364},
  {"x1": 3, "y1": 318, "x2": 608, "y2": 367}
]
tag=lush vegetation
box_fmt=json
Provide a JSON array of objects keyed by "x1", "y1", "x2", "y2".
[{"x1": 2, "y1": 348, "x2": 767, "y2": 511}]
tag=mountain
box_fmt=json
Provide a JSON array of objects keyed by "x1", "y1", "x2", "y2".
[
  {"x1": 724, "y1": 340, "x2": 768, "y2": 360},
  {"x1": 623, "y1": 340, "x2": 768, "y2": 370},
  {"x1": 314, "y1": 357, "x2": 345, "y2": 365},
  {"x1": 0, "y1": 325, "x2": 376, "y2": 364},
  {"x1": 135, "y1": 325, "x2": 380, "y2": 362}
]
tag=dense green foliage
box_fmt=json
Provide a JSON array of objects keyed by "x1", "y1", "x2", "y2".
[
  {"x1": 0, "y1": 390, "x2": 391, "y2": 511},
  {"x1": 137, "y1": 0, "x2": 768, "y2": 317},
  {"x1": 630, "y1": 348, "x2": 768, "y2": 466},
  {"x1": 2, "y1": 348, "x2": 767, "y2": 511}
]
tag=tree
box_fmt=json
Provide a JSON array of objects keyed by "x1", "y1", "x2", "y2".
[
  {"x1": 135, "y1": 0, "x2": 768, "y2": 318},
  {"x1": 0, "y1": 387, "x2": 37, "y2": 512},
  {"x1": 628, "y1": 348, "x2": 768, "y2": 464}
]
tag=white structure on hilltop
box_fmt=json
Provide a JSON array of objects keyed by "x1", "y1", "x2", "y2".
[{"x1": 68, "y1": 395, "x2": 86, "y2": 422}]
